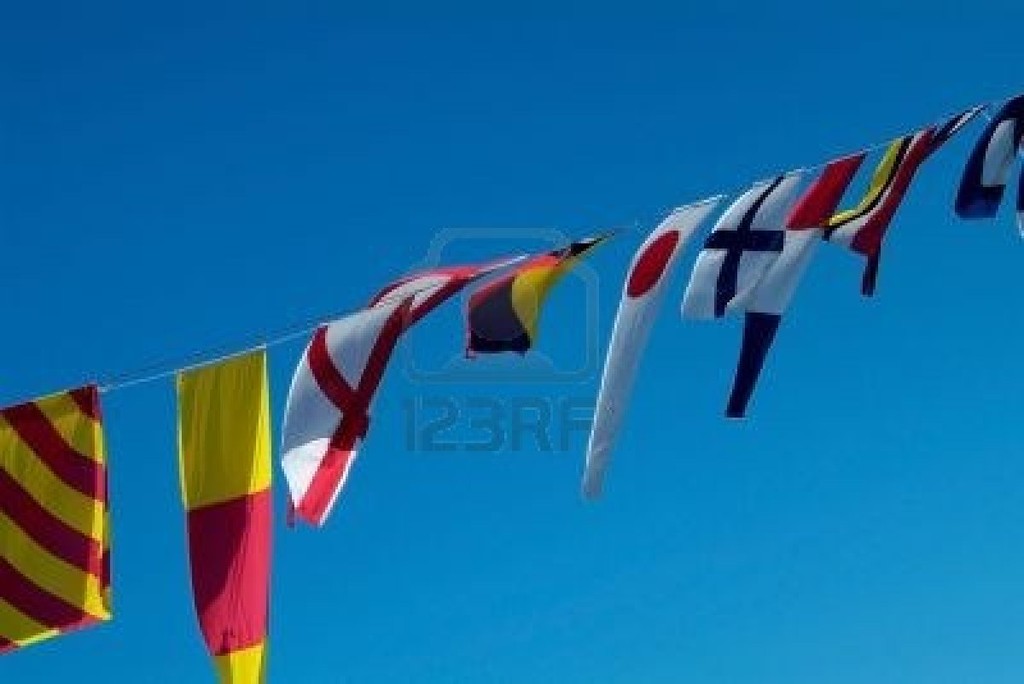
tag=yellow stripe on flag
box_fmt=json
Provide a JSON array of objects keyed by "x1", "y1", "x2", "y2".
[
  {"x1": 32, "y1": 392, "x2": 105, "y2": 465},
  {"x1": 0, "y1": 434, "x2": 105, "y2": 540},
  {"x1": 510, "y1": 257, "x2": 583, "y2": 342},
  {"x1": 214, "y1": 640, "x2": 267, "y2": 684},
  {"x1": 0, "y1": 598, "x2": 57, "y2": 648},
  {"x1": 176, "y1": 350, "x2": 271, "y2": 682},
  {"x1": 0, "y1": 512, "x2": 109, "y2": 620},
  {"x1": 0, "y1": 385, "x2": 111, "y2": 654},
  {"x1": 829, "y1": 138, "x2": 904, "y2": 226},
  {"x1": 177, "y1": 350, "x2": 272, "y2": 510}
]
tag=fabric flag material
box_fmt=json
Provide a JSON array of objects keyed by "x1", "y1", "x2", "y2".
[
  {"x1": 177, "y1": 350, "x2": 271, "y2": 683},
  {"x1": 466, "y1": 235, "x2": 611, "y2": 355},
  {"x1": 282, "y1": 259, "x2": 511, "y2": 527},
  {"x1": 369, "y1": 259, "x2": 522, "y2": 329},
  {"x1": 823, "y1": 107, "x2": 982, "y2": 296},
  {"x1": 682, "y1": 172, "x2": 804, "y2": 319},
  {"x1": 955, "y1": 95, "x2": 1024, "y2": 233},
  {"x1": 583, "y1": 199, "x2": 722, "y2": 499},
  {"x1": 716, "y1": 156, "x2": 868, "y2": 418},
  {"x1": 713, "y1": 109, "x2": 981, "y2": 416},
  {"x1": 787, "y1": 154, "x2": 867, "y2": 231},
  {"x1": 726, "y1": 226, "x2": 824, "y2": 418},
  {"x1": 718, "y1": 155, "x2": 865, "y2": 418},
  {"x1": 0, "y1": 386, "x2": 111, "y2": 653},
  {"x1": 281, "y1": 298, "x2": 409, "y2": 527},
  {"x1": 681, "y1": 173, "x2": 808, "y2": 417}
]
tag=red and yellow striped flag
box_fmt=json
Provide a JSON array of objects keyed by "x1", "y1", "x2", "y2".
[
  {"x1": 0, "y1": 385, "x2": 111, "y2": 653},
  {"x1": 177, "y1": 350, "x2": 271, "y2": 683}
]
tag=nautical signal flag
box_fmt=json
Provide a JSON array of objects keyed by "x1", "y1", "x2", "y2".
[
  {"x1": 682, "y1": 174, "x2": 804, "y2": 320},
  {"x1": 956, "y1": 94, "x2": 1024, "y2": 233},
  {"x1": 682, "y1": 175, "x2": 809, "y2": 418},
  {"x1": 584, "y1": 200, "x2": 722, "y2": 498},
  {"x1": 818, "y1": 107, "x2": 982, "y2": 296},
  {"x1": 281, "y1": 296, "x2": 411, "y2": 527},
  {"x1": 177, "y1": 350, "x2": 272, "y2": 683},
  {"x1": 465, "y1": 234, "x2": 611, "y2": 356},
  {"x1": 0, "y1": 385, "x2": 111, "y2": 653},
  {"x1": 282, "y1": 259, "x2": 519, "y2": 527}
]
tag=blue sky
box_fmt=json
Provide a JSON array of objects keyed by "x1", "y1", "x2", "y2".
[{"x1": 3, "y1": 2, "x2": 1024, "y2": 682}]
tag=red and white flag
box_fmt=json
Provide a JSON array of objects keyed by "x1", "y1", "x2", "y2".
[
  {"x1": 281, "y1": 258, "x2": 518, "y2": 526},
  {"x1": 281, "y1": 298, "x2": 410, "y2": 526}
]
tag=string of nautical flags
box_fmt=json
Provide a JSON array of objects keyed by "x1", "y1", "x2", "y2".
[
  {"x1": 2, "y1": 91, "x2": 1023, "y2": 681},
  {"x1": 23, "y1": 99, "x2": 995, "y2": 401},
  {"x1": 80, "y1": 100, "x2": 998, "y2": 398}
]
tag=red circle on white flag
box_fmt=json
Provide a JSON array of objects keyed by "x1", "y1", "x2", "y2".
[{"x1": 627, "y1": 231, "x2": 679, "y2": 298}]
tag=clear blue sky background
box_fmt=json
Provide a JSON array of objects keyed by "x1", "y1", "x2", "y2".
[{"x1": 3, "y1": 3, "x2": 1024, "y2": 682}]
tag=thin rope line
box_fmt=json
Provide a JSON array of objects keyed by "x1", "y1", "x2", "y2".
[{"x1": 97, "y1": 280, "x2": 456, "y2": 394}]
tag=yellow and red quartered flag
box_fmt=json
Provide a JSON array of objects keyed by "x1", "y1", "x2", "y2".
[
  {"x1": 0, "y1": 385, "x2": 112, "y2": 653},
  {"x1": 177, "y1": 350, "x2": 272, "y2": 683}
]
